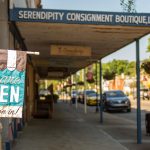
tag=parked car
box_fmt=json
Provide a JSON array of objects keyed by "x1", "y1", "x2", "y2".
[
  {"x1": 39, "y1": 89, "x2": 50, "y2": 100},
  {"x1": 86, "y1": 93, "x2": 100, "y2": 106},
  {"x1": 102, "y1": 90, "x2": 131, "y2": 112},
  {"x1": 78, "y1": 90, "x2": 96, "y2": 104}
]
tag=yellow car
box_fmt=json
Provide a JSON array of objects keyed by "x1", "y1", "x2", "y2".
[{"x1": 86, "y1": 93, "x2": 100, "y2": 106}]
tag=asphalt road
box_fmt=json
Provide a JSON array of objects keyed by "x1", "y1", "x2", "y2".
[
  {"x1": 47, "y1": 99, "x2": 150, "y2": 150},
  {"x1": 84, "y1": 99, "x2": 150, "y2": 150},
  {"x1": 111, "y1": 99, "x2": 150, "y2": 125}
]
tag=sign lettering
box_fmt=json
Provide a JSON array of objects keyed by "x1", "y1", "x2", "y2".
[
  {"x1": 0, "y1": 50, "x2": 27, "y2": 118},
  {"x1": 10, "y1": 8, "x2": 150, "y2": 26}
]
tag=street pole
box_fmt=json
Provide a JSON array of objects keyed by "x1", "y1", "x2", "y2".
[
  {"x1": 84, "y1": 69, "x2": 87, "y2": 114},
  {"x1": 99, "y1": 60, "x2": 103, "y2": 123},
  {"x1": 95, "y1": 62, "x2": 99, "y2": 112},
  {"x1": 70, "y1": 75, "x2": 72, "y2": 103},
  {"x1": 75, "y1": 73, "x2": 78, "y2": 109},
  {"x1": 136, "y1": 39, "x2": 142, "y2": 144}
]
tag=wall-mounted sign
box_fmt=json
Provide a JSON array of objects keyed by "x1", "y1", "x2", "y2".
[
  {"x1": 48, "y1": 72, "x2": 64, "y2": 78},
  {"x1": 0, "y1": 49, "x2": 27, "y2": 118},
  {"x1": 10, "y1": 8, "x2": 150, "y2": 26},
  {"x1": 50, "y1": 45, "x2": 91, "y2": 57}
]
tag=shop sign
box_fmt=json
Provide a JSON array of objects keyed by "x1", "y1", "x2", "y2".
[
  {"x1": 10, "y1": 8, "x2": 150, "y2": 26},
  {"x1": 50, "y1": 45, "x2": 91, "y2": 57},
  {"x1": 0, "y1": 50, "x2": 27, "y2": 118}
]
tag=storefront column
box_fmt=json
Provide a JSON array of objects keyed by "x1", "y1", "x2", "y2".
[
  {"x1": 84, "y1": 69, "x2": 87, "y2": 114},
  {"x1": 99, "y1": 60, "x2": 103, "y2": 123},
  {"x1": 95, "y1": 62, "x2": 99, "y2": 112},
  {"x1": 0, "y1": 0, "x2": 9, "y2": 49},
  {"x1": 75, "y1": 73, "x2": 78, "y2": 109},
  {"x1": 136, "y1": 39, "x2": 142, "y2": 144},
  {"x1": 0, "y1": 0, "x2": 11, "y2": 149}
]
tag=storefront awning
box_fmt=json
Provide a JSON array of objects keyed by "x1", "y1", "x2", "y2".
[{"x1": 10, "y1": 8, "x2": 150, "y2": 79}]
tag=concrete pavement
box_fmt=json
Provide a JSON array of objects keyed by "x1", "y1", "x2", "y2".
[{"x1": 12, "y1": 101, "x2": 128, "y2": 150}]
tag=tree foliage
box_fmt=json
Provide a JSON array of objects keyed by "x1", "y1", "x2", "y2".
[
  {"x1": 146, "y1": 38, "x2": 150, "y2": 52},
  {"x1": 102, "y1": 59, "x2": 136, "y2": 80},
  {"x1": 141, "y1": 59, "x2": 150, "y2": 74},
  {"x1": 103, "y1": 69, "x2": 116, "y2": 80},
  {"x1": 141, "y1": 38, "x2": 150, "y2": 74},
  {"x1": 120, "y1": 0, "x2": 136, "y2": 12}
]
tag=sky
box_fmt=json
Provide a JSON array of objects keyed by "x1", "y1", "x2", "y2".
[{"x1": 41, "y1": 0, "x2": 150, "y2": 62}]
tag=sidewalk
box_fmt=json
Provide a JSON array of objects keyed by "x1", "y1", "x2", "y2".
[{"x1": 12, "y1": 101, "x2": 128, "y2": 150}]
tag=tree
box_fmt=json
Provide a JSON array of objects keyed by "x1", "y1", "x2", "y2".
[
  {"x1": 102, "y1": 59, "x2": 136, "y2": 80},
  {"x1": 141, "y1": 38, "x2": 150, "y2": 74},
  {"x1": 141, "y1": 59, "x2": 150, "y2": 74},
  {"x1": 125, "y1": 61, "x2": 136, "y2": 76},
  {"x1": 120, "y1": 0, "x2": 136, "y2": 12},
  {"x1": 146, "y1": 38, "x2": 150, "y2": 52},
  {"x1": 102, "y1": 60, "x2": 117, "y2": 80},
  {"x1": 103, "y1": 69, "x2": 116, "y2": 80}
]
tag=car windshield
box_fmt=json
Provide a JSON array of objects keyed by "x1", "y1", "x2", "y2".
[
  {"x1": 39, "y1": 89, "x2": 50, "y2": 96},
  {"x1": 88, "y1": 93, "x2": 96, "y2": 97},
  {"x1": 85, "y1": 90, "x2": 96, "y2": 95},
  {"x1": 106, "y1": 91, "x2": 125, "y2": 97}
]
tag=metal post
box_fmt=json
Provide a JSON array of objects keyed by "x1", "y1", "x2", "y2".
[
  {"x1": 70, "y1": 75, "x2": 72, "y2": 103},
  {"x1": 136, "y1": 39, "x2": 142, "y2": 144},
  {"x1": 62, "y1": 80, "x2": 65, "y2": 102},
  {"x1": 95, "y1": 62, "x2": 99, "y2": 112},
  {"x1": 84, "y1": 69, "x2": 87, "y2": 114},
  {"x1": 75, "y1": 73, "x2": 78, "y2": 109},
  {"x1": 99, "y1": 60, "x2": 103, "y2": 123}
]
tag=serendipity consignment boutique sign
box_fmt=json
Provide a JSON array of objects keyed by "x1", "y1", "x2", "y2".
[
  {"x1": 0, "y1": 49, "x2": 27, "y2": 118},
  {"x1": 10, "y1": 8, "x2": 150, "y2": 26}
]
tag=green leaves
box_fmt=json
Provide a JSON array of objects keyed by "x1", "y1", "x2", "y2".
[
  {"x1": 146, "y1": 38, "x2": 150, "y2": 53},
  {"x1": 142, "y1": 38, "x2": 150, "y2": 74},
  {"x1": 141, "y1": 60, "x2": 150, "y2": 74},
  {"x1": 120, "y1": 0, "x2": 136, "y2": 13},
  {"x1": 103, "y1": 69, "x2": 116, "y2": 80},
  {"x1": 102, "y1": 59, "x2": 136, "y2": 80}
]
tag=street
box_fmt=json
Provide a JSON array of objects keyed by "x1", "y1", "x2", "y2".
[
  {"x1": 82, "y1": 98, "x2": 150, "y2": 150},
  {"x1": 111, "y1": 99, "x2": 150, "y2": 125}
]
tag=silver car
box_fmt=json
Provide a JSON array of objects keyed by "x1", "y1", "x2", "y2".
[{"x1": 102, "y1": 90, "x2": 131, "y2": 112}]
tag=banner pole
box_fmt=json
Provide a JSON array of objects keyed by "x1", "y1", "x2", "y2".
[{"x1": 26, "y1": 51, "x2": 40, "y2": 55}]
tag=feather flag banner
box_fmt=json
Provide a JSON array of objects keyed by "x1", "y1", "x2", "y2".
[{"x1": 0, "y1": 49, "x2": 27, "y2": 118}]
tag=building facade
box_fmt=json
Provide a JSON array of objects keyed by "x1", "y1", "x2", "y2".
[{"x1": 0, "y1": 0, "x2": 41, "y2": 149}]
